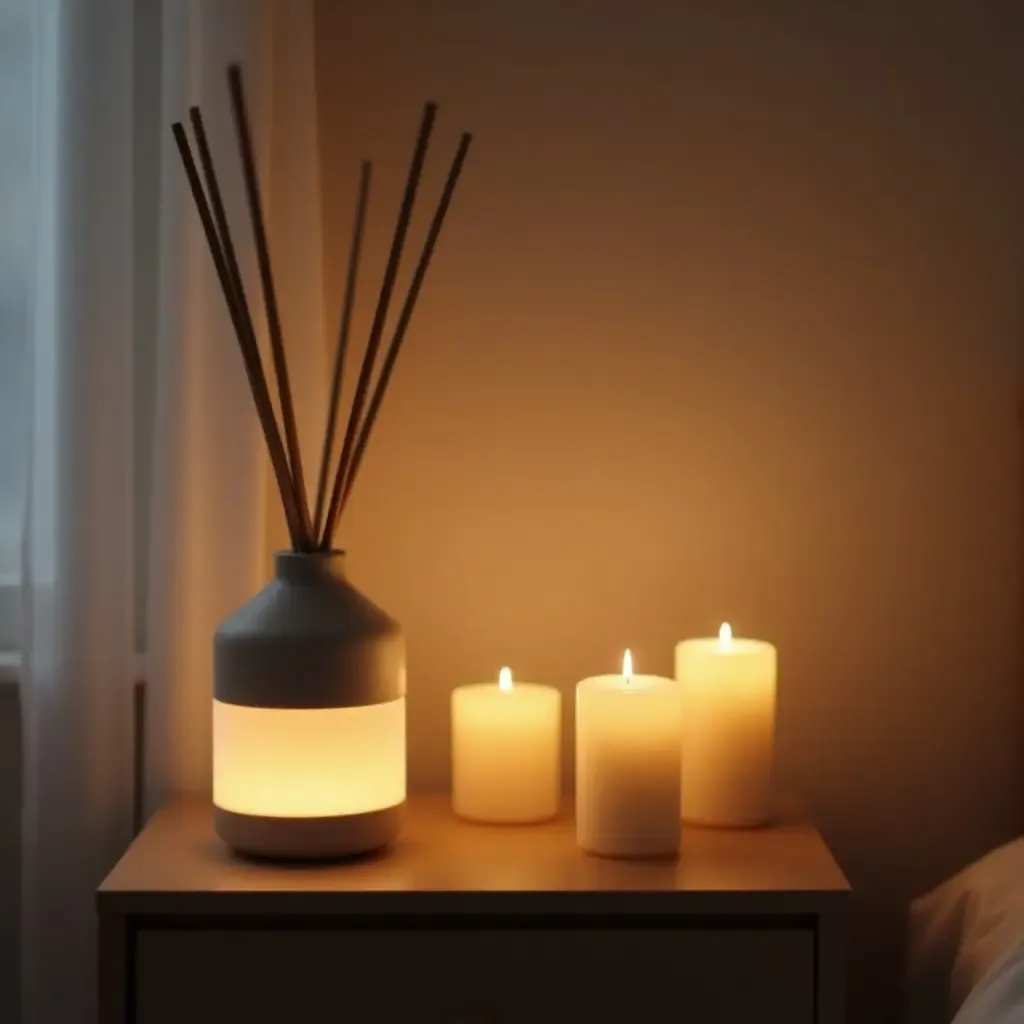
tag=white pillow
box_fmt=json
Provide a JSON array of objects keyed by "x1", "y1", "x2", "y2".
[{"x1": 906, "y1": 839, "x2": 1024, "y2": 1024}]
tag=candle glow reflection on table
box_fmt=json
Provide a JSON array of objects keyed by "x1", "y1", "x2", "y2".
[{"x1": 451, "y1": 666, "x2": 561, "y2": 824}]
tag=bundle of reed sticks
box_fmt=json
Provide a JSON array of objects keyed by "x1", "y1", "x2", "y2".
[{"x1": 172, "y1": 64, "x2": 472, "y2": 552}]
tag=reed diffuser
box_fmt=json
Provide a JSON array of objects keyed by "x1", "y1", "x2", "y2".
[{"x1": 172, "y1": 65, "x2": 471, "y2": 859}]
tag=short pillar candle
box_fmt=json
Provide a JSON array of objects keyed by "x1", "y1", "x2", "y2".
[
  {"x1": 676, "y1": 623, "x2": 777, "y2": 827},
  {"x1": 451, "y1": 668, "x2": 561, "y2": 824},
  {"x1": 576, "y1": 651, "x2": 682, "y2": 859}
]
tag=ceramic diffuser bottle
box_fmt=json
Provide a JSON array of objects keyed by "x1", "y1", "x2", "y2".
[
  {"x1": 172, "y1": 66, "x2": 471, "y2": 858},
  {"x1": 213, "y1": 552, "x2": 406, "y2": 858}
]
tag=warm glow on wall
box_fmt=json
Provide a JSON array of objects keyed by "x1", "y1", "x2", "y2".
[{"x1": 213, "y1": 698, "x2": 406, "y2": 819}]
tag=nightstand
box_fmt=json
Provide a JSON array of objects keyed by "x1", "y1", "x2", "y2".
[{"x1": 98, "y1": 795, "x2": 850, "y2": 1024}]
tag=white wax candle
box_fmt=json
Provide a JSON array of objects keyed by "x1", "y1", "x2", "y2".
[
  {"x1": 676, "y1": 623, "x2": 777, "y2": 827},
  {"x1": 451, "y1": 668, "x2": 561, "y2": 824},
  {"x1": 576, "y1": 650, "x2": 682, "y2": 859}
]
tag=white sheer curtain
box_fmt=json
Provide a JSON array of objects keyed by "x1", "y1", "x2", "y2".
[
  {"x1": 145, "y1": 0, "x2": 326, "y2": 810},
  {"x1": 20, "y1": 2, "x2": 325, "y2": 1021}
]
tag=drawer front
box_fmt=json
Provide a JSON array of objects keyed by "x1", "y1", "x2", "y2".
[{"x1": 135, "y1": 926, "x2": 815, "y2": 1024}]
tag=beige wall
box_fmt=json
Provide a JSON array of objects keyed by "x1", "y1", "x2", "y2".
[
  {"x1": 315, "y1": 2, "x2": 1023, "y2": 1021},
  {"x1": 1, "y1": 2, "x2": 1023, "y2": 1022}
]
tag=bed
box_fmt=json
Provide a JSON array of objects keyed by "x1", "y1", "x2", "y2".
[{"x1": 905, "y1": 838, "x2": 1024, "y2": 1023}]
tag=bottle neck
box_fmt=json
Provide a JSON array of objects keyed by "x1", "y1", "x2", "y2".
[{"x1": 273, "y1": 550, "x2": 347, "y2": 585}]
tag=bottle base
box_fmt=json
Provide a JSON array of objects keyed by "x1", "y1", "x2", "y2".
[{"x1": 214, "y1": 802, "x2": 404, "y2": 860}]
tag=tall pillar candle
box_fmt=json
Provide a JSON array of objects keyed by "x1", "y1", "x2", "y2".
[
  {"x1": 576, "y1": 651, "x2": 682, "y2": 858},
  {"x1": 676, "y1": 624, "x2": 777, "y2": 827},
  {"x1": 451, "y1": 668, "x2": 561, "y2": 824}
]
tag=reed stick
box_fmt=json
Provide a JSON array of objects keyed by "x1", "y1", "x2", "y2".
[
  {"x1": 319, "y1": 102, "x2": 438, "y2": 550},
  {"x1": 188, "y1": 105, "x2": 310, "y2": 549},
  {"x1": 338, "y1": 133, "x2": 473, "y2": 519},
  {"x1": 171, "y1": 121, "x2": 305, "y2": 548},
  {"x1": 226, "y1": 64, "x2": 314, "y2": 544},
  {"x1": 312, "y1": 161, "x2": 372, "y2": 542}
]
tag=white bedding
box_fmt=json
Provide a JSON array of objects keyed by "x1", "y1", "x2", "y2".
[
  {"x1": 952, "y1": 942, "x2": 1024, "y2": 1024},
  {"x1": 906, "y1": 838, "x2": 1024, "y2": 1024}
]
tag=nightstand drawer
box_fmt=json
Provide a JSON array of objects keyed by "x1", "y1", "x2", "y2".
[{"x1": 135, "y1": 925, "x2": 815, "y2": 1024}]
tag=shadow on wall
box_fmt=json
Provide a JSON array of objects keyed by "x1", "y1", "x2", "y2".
[{"x1": 0, "y1": 683, "x2": 21, "y2": 1023}]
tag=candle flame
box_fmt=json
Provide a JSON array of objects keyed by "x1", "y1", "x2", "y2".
[
  {"x1": 622, "y1": 649, "x2": 633, "y2": 683},
  {"x1": 719, "y1": 622, "x2": 733, "y2": 647},
  {"x1": 498, "y1": 666, "x2": 513, "y2": 692}
]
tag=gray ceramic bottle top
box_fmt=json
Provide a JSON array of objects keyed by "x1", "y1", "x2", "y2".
[{"x1": 214, "y1": 551, "x2": 406, "y2": 710}]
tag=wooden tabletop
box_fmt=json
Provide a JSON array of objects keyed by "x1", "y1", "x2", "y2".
[{"x1": 98, "y1": 795, "x2": 850, "y2": 918}]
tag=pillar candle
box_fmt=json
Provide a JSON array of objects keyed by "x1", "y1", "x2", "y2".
[
  {"x1": 451, "y1": 668, "x2": 561, "y2": 824},
  {"x1": 676, "y1": 623, "x2": 777, "y2": 827},
  {"x1": 576, "y1": 651, "x2": 682, "y2": 858}
]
